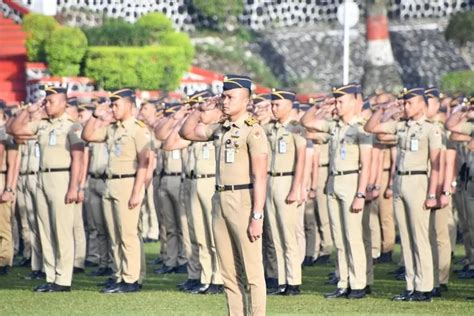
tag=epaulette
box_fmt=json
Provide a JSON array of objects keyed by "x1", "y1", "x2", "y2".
[
  {"x1": 245, "y1": 117, "x2": 258, "y2": 126},
  {"x1": 135, "y1": 119, "x2": 146, "y2": 127},
  {"x1": 290, "y1": 120, "x2": 300, "y2": 126}
]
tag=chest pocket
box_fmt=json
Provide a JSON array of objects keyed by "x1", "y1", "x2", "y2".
[{"x1": 343, "y1": 131, "x2": 357, "y2": 145}]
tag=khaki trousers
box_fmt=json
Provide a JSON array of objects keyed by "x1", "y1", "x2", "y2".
[
  {"x1": 15, "y1": 189, "x2": 31, "y2": 260},
  {"x1": 0, "y1": 200, "x2": 13, "y2": 267},
  {"x1": 86, "y1": 178, "x2": 112, "y2": 268},
  {"x1": 158, "y1": 176, "x2": 187, "y2": 267},
  {"x1": 464, "y1": 181, "x2": 474, "y2": 269},
  {"x1": 315, "y1": 166, "x2": 333, "y2": 256},
  {"x1": 304, "y1": 199, "x2": 318, "y2": 258},
  {"x1": 327, "y1": 173, "x2": 366, "y2": 290},
  {"x1": 192, "y1": 177, "x2": 222, "y2": 284},
  {"x1": 213, "y1": 189, "x2": 266, "y2": 316},
  {"x1": 84, "y1": 200, "x2": 100, "y2": 265},
  {"x1": 262, "y1": 209, "x2": 278, "y2": 280},
  {"x1": 36, "y1": 171, "x2": 75, "y2": 286},
  {"x1": 140, "y1": 183, "x2": 159, "y2": 240},
  {"x1": 17, "y1": 174, "x2": 42, "y2": 271},
  {"x1": 393, "y1": 174, "x2": 433, "y2": 292},
  {"x1": 182, "y1": 178, "x2": 201, "y2": 279},
  {"x1": 266, "y1": 176, "x2": 302, "y2": 285},
  {"x1": 363, "y1": 203, "x2": 374, "y2": 285},
  {"x1": 153, "y1": 176, "x2": 167, "y2": 259},
  {"x1": 73, "y1": 203, "x2": 86, "y2": 269},
  {"x1": 102, "y1": 177, "x2": 143, "y2": 283}
]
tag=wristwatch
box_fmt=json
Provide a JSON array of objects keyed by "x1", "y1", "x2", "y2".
[
  {"x1": 355, "y1": 192, "x2": 366, "y2": 199},
  {"x1": 4, "y1": 187, "x2": 13, "y2": 193},
  {"x1": 252, "y1": 212, "x2": 264, "y2": 220},
  {"x1": 427, "y1": 194, "x2": 437, "y2": 200},
  {"x1": 442, "y1": 191, "x2": 451, "y2": 196}
]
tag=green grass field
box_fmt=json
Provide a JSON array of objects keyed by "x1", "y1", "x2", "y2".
[{"x1": 0, "y1": 243, "x2": 472, "y2": 315}]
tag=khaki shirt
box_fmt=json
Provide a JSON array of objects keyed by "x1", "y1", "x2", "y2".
[
  {"x1": 162, "y1": 149, "x2": 183, "y2": 174},
  {"x1": 312, "y1": 133, "x2": 331, "y2": 166},
  {"x1": 264, "y1": 120, "x2": 306, "y2": 173},
  {"x1": 94, "y1": 116, "x2": 151, "y2": 175},
  {"x1": 19, "y1": 139, "x2": 40, "y2": 174},
  {"x1": 381, "y1": 116, "x2": 443, "y2": 172},
  {"x1": 204, "y1": 113, "x2": 268, "y2": 186},
  {"x1": 317, "y1": 117, "x2": 373, "y2": 174},
  {"x1": 28, "y1": 113, "x2": 84, "y2": 169},
  {"x1": 88, "y1": 142, "x2": 108, "y2": 176},
  {"x1": 193, "y1": 141, "x2": 216, "y2": 176}
]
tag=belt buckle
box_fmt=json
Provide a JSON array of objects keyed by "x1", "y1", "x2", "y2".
[
  {"x1": 216, "y1": 185, "x2": 224, "y2": 192},
  {"x1": 106, "y1": 173, "x2": 112, "y2": 180}
]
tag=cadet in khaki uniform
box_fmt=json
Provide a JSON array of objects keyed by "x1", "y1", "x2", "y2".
[
  {"x1": 0, "y1": 133, "x2": 19, "y2": 275},
  {"x1": 9, "y1": 86, "x2": 85, "y2": 292},
  {"x1": 180, "y1": 75, "x2": 268, "y2": 316},
  {"x1": 80, "y1": 98, "x2": 114, "y2": 277},
  {"x1": 302, "y1": 84, "x2": 372, "y2": 299},
  {"x1": 82, "y1": 88, "x2": 151, "y2": 293},
  {"x1": 16, "y1": 136, "x2": 43, "y2": 279},
  {"x1": 264, "y1": 89, "x2": 306, "y2": 296},
  {"x1": 366, "y1": 87, "x2": 443, "y2": 302}
]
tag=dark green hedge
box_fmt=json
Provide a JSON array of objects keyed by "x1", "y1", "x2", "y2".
[
  {"x1": 441, "y1": 71, "x2": 474, "y2": 95},
  {"x1": 84, "y1": 46, "x2": 189, "y2": 91},
  {"x1": 445, "y1": 11, "x2": 474, "y2": 45}
]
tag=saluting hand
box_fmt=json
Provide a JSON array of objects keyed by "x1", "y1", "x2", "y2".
[{"x1": 247, "y1": 219, "x2": 263, "y2": 243}]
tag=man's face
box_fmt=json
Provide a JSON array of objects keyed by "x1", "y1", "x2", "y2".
[
  {"x1": 403, "y1": 96, "x2": 424, "y2": 119},
  {"x1": 139, "y1": 102, "x2": 156, "y2": 120},
  {"x1": 426, "y1": 97, "x2": 440, "y2": 118},
  {"x1": 271, "y1": 99, "x2": 292, "y2": 120},
  {"x1": 253, "y1": 100, "x2": 271, "y2": 120},
  {"x1": 111, "y1": 98, "x2": 131, "y2": 121},
  {"x1": 335, "y1": 94, "x2": 354, "y2": 117},
  {"x1": 221, "y1": 88, "x2": 249, "y2": 117},
  {"x1": 44, "y1": 93, "x2": 66, "y2": 117}
]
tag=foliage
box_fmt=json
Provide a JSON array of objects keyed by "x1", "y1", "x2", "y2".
[
  {"x1": 135, "y1": 12, "x2": 174, "y2": 43},
  {"x1": 82, "y1": 18, "x2": 152, "y2": 46},
  {"x1": 44, "y1": 27, "x2": 88, "y2": 76},
  {"x1": 159, "y1": 31, "x2": 195, "y2": 64},
  {"x1": 445, "y1": 11, "x2": 474, "y2": 46},
  {"x1": 84, "y1": 46, "x2": 189, "y2": 91},
  {"x1": 22, "y1": 13, "x2": 60, "y2": 62},
  {"x1": 193, "y1": 0, "x2": 244, "y2": 28},
  {"x1": 441, "y1": 71, "x2": 474, "y2": 95}
]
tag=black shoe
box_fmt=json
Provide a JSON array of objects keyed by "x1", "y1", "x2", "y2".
[
  {"x1": 440, "y1": 284, "x2": 448, "y2": 292},
  {"x1": 101, "y1": 282, "x2": 122, "y2": 294},
  {"x1": 179, "y1": 279, "x2": 200, "y2": 291},
  {"x1": 154, "y1": 265, "x2": 177, "y2": 274},
  {"x1": 73, "y1": 267, "x2": 85, "y2": 274},
  {"x1": 313, "y1": 255, "x2": 331, "y2": 265},
  {"x1": 378, "y1": 251, "x2": 393, "y2": 264},
  {"x1": 84, "y1": 260, "x2": 99, "y2": 268},
  {"x1": 395, "y1": 273, "x2": 405, "y2": 281},
  {"x1": 348, "y1": 288, "x2": 366, "y2": 299},
  {"x1": 458, "y1": 269, "x2": 474, "y2": 279},
  {"x1": 302, "y1": 256, "x2": 315, "y2": 267},
  {"x1": 34, "y1": 283, "x2": 53, "y2": 292},
  {"x1": 365, "y1": 285, "x2": 372, "y2": 295},
  {"x1": 205, "y1": 284, "x2": 223, "y2": 294},
  {"x1": 283, "y1": 285, "x2": 301, "y2": 296},
  {"x1": 190, "y1": 283, "x2": 210, "y2": 294},
  {"x1": 117, "y1": 282, "x2": 140, "y2": 293},
  {"x1": 328, "y1": 271, "x2": 336, "y2": 277},
  {"x1": 19, "y1": 258, "x2": 31, "y2": 267},
  {"x1": 392, "y1": 290, "x2": 414, "y2": 301},
  {"x1": 48, "y1": 283, "x2": 71, "y2": 292},
  {"x1": 324, "y1": 288, "x2": 349, "y2": 299},
  {"x1": 265, "y1": 278, "x2": 278, "y2": 289},
  {"x1": 267, "y1": 285, "x2": 287, "y2": 295},
  {"x1": 0, "y1": 266, "x2": 10, "y2": 275},
  {"x1": 89, "y1": 267, "x2": 114, "y2": 277},
  {"x1": 97, "y1": 277, "x2": 117, "y2": 288},
  {"x1": 431, "y1": 287, "x2": 441, "y2": 298},
  {"x1": 408, "y1": 291, "x2": 432, "y2": 302},
  {"x1": 454, "y1": 264, "x2": 468, "y2": 273},
  {"x1": 388, "y1": 266, "x2": 405, "y2": 275},
  {"x1": 24, "y1": 270, "x2": 46, "y2": 280},
  {"x1": 325, "y1": 276, "x2": 339, "y2": 285},
  {"x1": 467, "y1": 296, "x2": 474, "y2": 301},
  {"x1": 150, "y1": 257, "x2": 163, "y2": 265},
  {"x1": 175, "y1": 264, "x2": 187, "y2": 274}
]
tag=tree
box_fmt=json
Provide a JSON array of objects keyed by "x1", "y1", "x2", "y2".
[
  {"x1": 22, "y1": 13, "x2": 60, "y2": 62},
  {"x1": 193, "y1": 0, "x2": 244, "y2": 30},
  {"x1": 445, "y1": 11, "x2": 474, "y2": 46}
]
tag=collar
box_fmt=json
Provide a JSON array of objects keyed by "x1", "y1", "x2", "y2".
[
  {"x1": 48, "y1": 112, "x2": 68, "y2": 123},
  {"x1": 115, "y1": 116, "x2": 135, "y2": 129},
  {"x1": 224, "y1": 112, "x2": 250, "y2": 129},
  {"x1": 275, "y1": 117, "x2": 292, "y2": 129},
  {"x1": 337, "y1": 116, "x2": 360, "y2": 127},
  {"x1": 407, "y1": 115, "x2": 426, "y2": 127}
]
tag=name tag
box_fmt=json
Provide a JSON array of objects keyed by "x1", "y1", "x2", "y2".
[
  {"x1": 48, "y1": 130, "x2": 57, "y2": 146},
  {"x1": 114, "y1": 144, "x2": 122, "y2": 157},
  {"x1": 278, "y1": 139, "x2": 287, "y2": 154},
  {"x1": 172, "y1": 150, "x2": 181, "y2": 160},
  {"x1": 340, "y1": 146, "x2": 347, "y2": 160},
  {"x1": 410, "y1": 138, "x2": 419, "y2": 152},
  {"x1": 202, "y1": 145, "x2": 210, "y2": 160},
  {"x1": 35, "y1": 143, "x2": 40, "y2": 158},
  {"x1": 225, "y1": 148, "x2": 235, "y2": 163}
]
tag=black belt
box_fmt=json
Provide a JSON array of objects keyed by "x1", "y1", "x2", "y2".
[
  {"x1": 330, "y1": 170, "x2": 359, "y2": 176},
  {"x1": 397, "y1": 170, "x2": 427, "y2": 176},
  {"x1": 88, "y1": 172, "x2": 105, "y2": 180},
  {"x1": 468, "y1": 176, "x2": 473, "y2": 181},
  {"x1": 40, "y1": 168, "x2": 70, "y2": 173},
  {"x1": 194, "y1": 174, "x2": 215, "y2": 179},
  {"x1": 319, "y1": 164, "x2": 329, "y2": 168},
  {"x1": 20, "y1": 171, "x2": 37, "y2": 176},
  {"x1": 383, "y1": 168, "x2": 391, "y2": 172},
  {"x1": 0, "y1": 171, "x2": 6, "y2": 174},
  {"x1": 268, "y1": 172, "x2": 294, "y2": 177},
  {"x1": 104, "y1": 173, "x2": 136, "y2": 180},
  {"x1": 215, "y1": 184, "x2": 253, "y2": 192},
  {"x1": 161, "y1": 172, "x2": 181, "y2": 177}
]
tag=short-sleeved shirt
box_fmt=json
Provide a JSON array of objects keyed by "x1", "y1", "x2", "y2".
[
  {"x1": 88, "y1": 142, "x2": 108, "y2": 176},
  {"x1": 459, "y1": 120, "x2": 474, "y2": 137},
  {"x1": 28, "y1": 113, "x2": 84, "y2": 169},
  {"x1": 94, "y1": 116, "x2": 151, "y2": 175},
  {"x1": 19, "y1": 139, "x2": 40, "y2": 174},
  {"x1": 381, "y1": 116, "x2": 443, "y2": 172},
  {"x1": 326, "y1": 117, "x2": 373, "y2": 174},
  {"x1": 162, "y1": 149, "x2": 183, "y2": 174},
  {"x1": 204, "y1": 113, "x2": 268, "y2": 186},
  {"x1": 264, "y1": 120, "x2": 306, "y2": 174}
]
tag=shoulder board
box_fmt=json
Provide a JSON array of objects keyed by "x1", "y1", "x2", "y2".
[
  {"x1": 290, "y1": 120, "x2": 300, "y2": 126},
  {"x1": 245, "y1": 117, "x2": 258, "y2": 126},
  {"x1": 135, "y1": 119, "x2": 146, "y2": 127}
]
